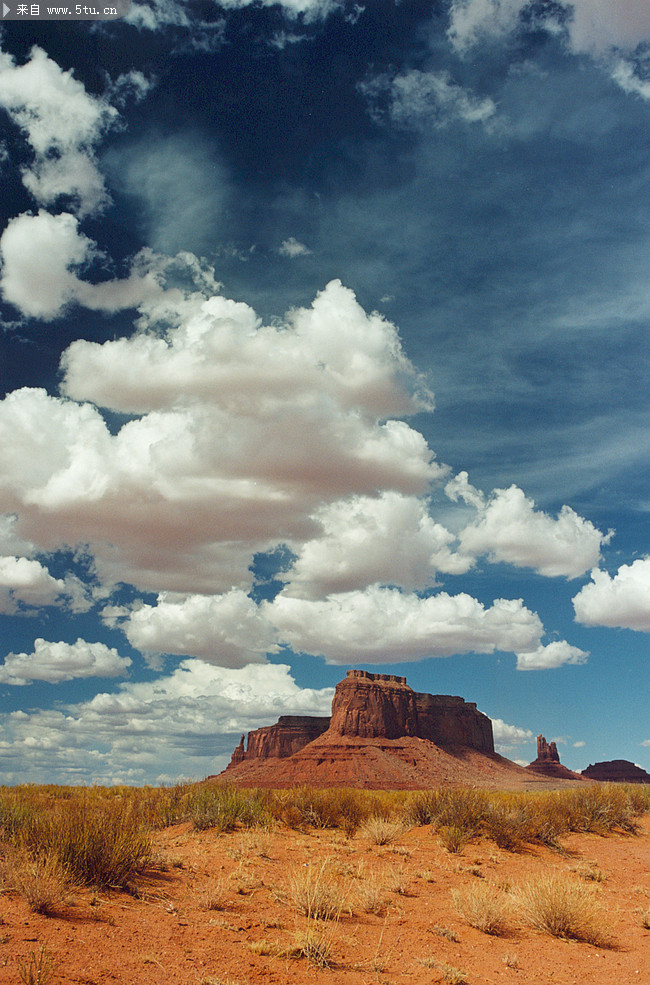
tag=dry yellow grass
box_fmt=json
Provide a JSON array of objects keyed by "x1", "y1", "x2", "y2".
[
  {"x1": 3, "y1": 850, "x2": 76, "y2": 915},
  {"x1": 287, "y1": 860, "x2": 349, "y2": 920},
  {"x1": 452, "y1": 882, "x2": 510, "y2": 936},
  {"x1": 513, "y1": 873, "x2": 612, "y2": 946},
  {"x1": 355, "y1": 868, "x2": 391, "y2": 914},
  {"x1": 359, "y1": 816, "x2": 404, "y2": 845}
]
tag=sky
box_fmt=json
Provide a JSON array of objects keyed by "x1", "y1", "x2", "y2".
[{"x1": 0, "y1": 0, "x2": 648, "y2": 787}]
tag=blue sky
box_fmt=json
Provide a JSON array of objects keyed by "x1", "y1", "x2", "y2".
[{"x1": 0, "y1": 0, "x2": 648, "y2": 786}]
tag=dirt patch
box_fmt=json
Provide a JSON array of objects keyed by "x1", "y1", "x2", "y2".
[{"x1": 1, "y1": 815, "x2": 648, "y2": 985}]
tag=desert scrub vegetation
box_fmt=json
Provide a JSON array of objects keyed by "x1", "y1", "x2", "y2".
[
  {"x1": 438, "y1": 824, "x2": 470, "y2": 854},
  {"x1": 452, "y1": 882, "x2": 510, "y2": 936},
  {"x1": 418, "y1": 958, "x2": 468, "y2": 984},
  {"x1": 271, "y1": 786, "x2": 400, "y2": 833},
  {"x1": 513, "y1": 873, "x2": 612, "y2": 946},
  {"x1": 355, "y1": 868, "x2": 391, "y2": 914},
  {"x1": 288, "y1": 860, "x2": 350, "y2": 920},
  {"x1": 17, "y1": 944, "x2": 58, "y2": 985},
  {"x1": 0, "y1": 781, "x2": 647, "y2": 868},
  {"x1": 2, "y1": 849, "x2": 76, "y2": 914},
  {"x1": 411, "y1": 784, "x2": 650, "y2": 852},
  {"x1": 187, "y1": 785, "x2": 274, "y2": 832},
  {"x1": 359, "y1": 815, "x2": 404, "y2": 845},
  {"x1": 0, "y1": 788, "x2": 152, "y2": 889}
]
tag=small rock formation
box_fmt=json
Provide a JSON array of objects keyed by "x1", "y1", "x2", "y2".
[
  {"x1": 581, "y1": 760, "x2": 650, "y2": 784},
  {"x1": 526, "y1": 734, "x2": 585, "y2": 781},
  {"x1": 536, "y1": 734, "x2": 560, "y2": 762}
]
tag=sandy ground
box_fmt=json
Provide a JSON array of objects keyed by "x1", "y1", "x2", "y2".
[{"x1": 1, "y1": 816, "x2": 648, "y2": 985}]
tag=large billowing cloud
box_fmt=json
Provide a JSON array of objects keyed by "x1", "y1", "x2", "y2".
[
  {"x1": 0, "y1": 282, "x2": 440, "y2": 595},
  {"x1": 61, "y1": 278, "x2": 433, "y2": 419},
  {"x1": 447, "y1": 473, "x2": 608, "y2": 578},
  {"x1": 264, "y1": 585, "x2": 586, "y2": 669},
  {"x1": 0, "y1": 637, "x2": 131, "y2": 686},
  {"x1": 572, "y1": 558, "x2": 650, "y2": 631},
  {"x1": 281, "y1": 492, "x2": 471, "y2": 599}
]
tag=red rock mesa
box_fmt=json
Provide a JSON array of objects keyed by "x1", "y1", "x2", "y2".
[
  {"x1": 215, "y1": 671, "x2": 582, "y2": 790},
  {"x1": 581, "y1": 760, "x2": 650, "y2": 784}
]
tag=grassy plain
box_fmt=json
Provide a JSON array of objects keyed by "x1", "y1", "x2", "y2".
[{"x1": 0, "y1": 783, "x2": 648, "y2": 984}]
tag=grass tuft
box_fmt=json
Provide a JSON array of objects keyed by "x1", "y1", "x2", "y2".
[
  {"x1": 452, "y1": 882, "x2": 510, "y2": 936},
  {"x1": 5, "y1": 850, "x2": 75, "y2": 915},
  {"x1": 359, "y1": 815, "x2": 404, "y2": 845},
  {"x1": 288, "y1": 861, "x2": 348, "y2": 920},
  {"x1": 439, "y1": 825, "x2": 469, "y2": 854},
  {"x1": 513, "y1": 873, "x2": 612, "y2": 946}
]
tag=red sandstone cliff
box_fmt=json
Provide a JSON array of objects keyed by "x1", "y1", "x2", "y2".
[
  {"x1": 226, "y1": 670, "x2": 495, "y2": 774},
  {"x1": 329, "y1": 671, "x2": 419, "y2": 739},
  {"x1": 216, "y1": 671, "x2": 581, "y2": 789},
  {"x1": 326, "y1": 670, "x2": 494, "y2": 752},
  {"x1": 230, "y1": 716, "x2": 330, "y2": 763}
]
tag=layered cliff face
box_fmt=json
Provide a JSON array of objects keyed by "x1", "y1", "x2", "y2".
[
  {"x1": 226, "y1": 670, "x2": 495, "y2": 773},
  {"x1": 230, "y1": 716, "x2": 330, "y2": 763},
  {"x1": 329, "y1": 670, "x2": 494, "y2": 752},
  {"x1": 581, "y1": 760, "x2": 650, "y2": 784},
  {"x1": 328, "y1": 671, "x2": 419, "y2": 739},
  {"x1": 415, "y1": 693, "x2": 494, "y2": 753}
]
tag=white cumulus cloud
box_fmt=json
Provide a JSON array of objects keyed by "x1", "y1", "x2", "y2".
[
  {"x1": 572, "y1": 558, "x2": 650, "y2": 631},
  {"x1": 120, "y1": 590, "x2": 278, "y2": 666},
  {"x1": 0, "y1": 281, "x2": 439, "y2": 596},
  {"x1": 491, "y1": 718, "x2": 534, "y2": 744},
  {"x1": 281, "y1": 491, "x2": 470, "y2": 599},
  {"x1": 265, "y1": 585, "x2": 576, "y2": 666},
  {"x1": 515, "y1": 640, "x2": 588, "y2": 671},
  {"x1": 448, "y1": 475, "x2": 608, "y2": 578},
  {"x1": 0, "y1": 638, "x2": 131, "y2": 685},
  {"x1": 0, "y1": 212, "x2": 162, "y2": 320},
  {"x1": 0, "y1": 555, "x2": 64, "y2": 612},
  {"x1": 0, "y1": 661, "x2": 334, "y2": 784}
]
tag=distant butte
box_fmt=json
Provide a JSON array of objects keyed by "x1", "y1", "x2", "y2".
[
  {"x1": 525, "y1": 734, "x2": 586, "y2": 782},
  {"x1": 213, "y1": 671, "x2": 586, "y2": 790},
  {"x1": 581, "y1": 760, "x2": 650, "y2": 784}
]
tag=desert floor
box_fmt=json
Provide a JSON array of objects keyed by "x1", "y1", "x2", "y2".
[{"x1": 1, "y1": 814, "x2": 648, "y2": 985}]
